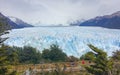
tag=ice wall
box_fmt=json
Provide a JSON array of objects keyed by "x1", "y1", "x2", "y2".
[{"x1": 4, "y1": 26, "x2": 120, "y2": 57}]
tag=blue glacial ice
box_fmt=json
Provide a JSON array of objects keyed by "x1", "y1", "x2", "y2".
[{"x1": 4, "y1": 26, "x2": 120, "y2": 57}]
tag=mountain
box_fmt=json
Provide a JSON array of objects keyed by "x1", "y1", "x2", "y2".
[
  {"x1": 69, "y1": 19, "x2": 85, "y2": 26},
  {"x1": 0, "y1": 13, "x2": 33, "y2": 29},
  {"x1": 33, "y1": 21, "x2": 66, "y2": 27},
  {"x1": 80, "y1": 11, "x2": 120, "y2": 29},
  {"x1": 0, "y1": 13, "x2": 19, "y2": 29},
  {"x1": 0, "y1": 13, "x2": 10, "y2": 31},
  {"x1": 4, "y1": 27, "x2": 120, "y2": 57},
  {"x1": 8, "y1": 16, "x2": 33, "y2": 28}
]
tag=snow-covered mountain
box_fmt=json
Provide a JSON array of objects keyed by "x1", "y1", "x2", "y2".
[
  {"x1": 8, "y1": 16, "x2": 33, "y2": 28},
  {"x1": 33, "y1": 19, "x2": 85, "y2": 27},
  {"x1": 70, "y1": 19, "x2": 85, "y2": 26},
  {"x1": 33, "y1": 21, "x2": 66, "y2": 27},
  {"x1": 0, "y1": 13, "x2": 33, "y2": 29},
  {"x1": 0, "y1": 13, "x2": 19, "y2": 29},
  {"x1": 4, "y1": 26, "x2": 120, "y2": 57}
]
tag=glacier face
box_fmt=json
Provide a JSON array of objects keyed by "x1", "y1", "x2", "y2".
[{"x1": 4, "y1": 26, "x2": 120, "y2": 57}]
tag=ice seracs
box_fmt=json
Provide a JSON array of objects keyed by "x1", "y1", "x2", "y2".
[{"x1": 4, "y1": 26, "x2": 120, "y2": 57}]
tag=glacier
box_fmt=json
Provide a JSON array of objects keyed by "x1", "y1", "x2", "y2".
[{"x1": 4, "y1": 26, "x2": 120, "y2": 57}]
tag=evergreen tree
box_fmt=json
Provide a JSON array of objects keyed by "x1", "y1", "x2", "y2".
[
  {"x1": 112, "y1": 50, "x2": 120, "y2": 61},
  {"x1": 85, "y1": 44, "x2": 113, "y2": 75},
  {"x1": 0, "y1": 45, "x2": 19, "y2": 74},
  {"x1": 16, "y1": 46, "x2": 42, "y2": 64},
  {"x1": 111, "y1": 50, "x2": 120, "y2": 75},
  {"x1": 0, "y1": 16, "x2": 10, "y2": 75},
  {"x1": 42, "y1": 44, "x2": 67, "y2": 62},
  {"x1": 0, "y1": 45, "x2": 9, "y2": 74},
  {"x1": 49, "y1": 44, "x2": 67, "y2": 62},
  {"x1": 0, "y1": 17, "x2": 18, "y2": 74},
  {"x1": 42, "y1": 49, "x2": 50, "y2": 59}
]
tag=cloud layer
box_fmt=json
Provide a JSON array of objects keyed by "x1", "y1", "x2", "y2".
[{"x1": 0, "y1": 0, "x2": 120, "y2": 25}]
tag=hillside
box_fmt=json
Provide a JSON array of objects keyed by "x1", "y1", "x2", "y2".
[
  {"x1": 0, "y1": 13, "x2": 33, "y2": 29},
  {"x1": 8, "y1": 16, "x2": 33, "y2": 28},
  {"x1": 80, "y1": 11, "x2": 120, "y2": 29}
]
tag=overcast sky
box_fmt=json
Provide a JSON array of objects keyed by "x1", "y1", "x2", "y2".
[{"x1": 0, "y1": 0, "x2": 120, "y2": 26}]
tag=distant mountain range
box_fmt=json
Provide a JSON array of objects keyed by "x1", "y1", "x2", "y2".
[
  {"x1": 1, "y1": 11, "x2": 120, "y2": 29},
  {"x1": 69, "y1": 19, "x2": 85, "y2": 26},
  {"x1": 80, "y1": 11, "x2": 120, "y2": 29},
  {"x1": 0, "y1": 13, "x2": 33, "y2": 29}
]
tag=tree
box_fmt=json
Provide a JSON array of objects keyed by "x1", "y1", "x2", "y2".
[
  {"x1": 42, "y1": 49, "x2": 50, "y2": 60},
  {"x1": 85, "y1": 44, "x2": 113, "y2": 75},
  {"x1": 112, "y1": 50, "x2": 120, "y2": 61},
  {"x1": 0, "y1": 45, "x2": 19, "y2": 74},
  {"x1": 16, "y1": 46, "x2": 42, "y2": 64},
  {"x1": 49, "y1": 44, "x2": 67, "y2": 62},
  {"x1": 6, "y1": 46, "x2": 19, "y2": 65},
  {"x1": 80, "y1": 51, "x2": 95, "y2": 61},
  {"x1": 42, "y1": 44, "x2": 67, "y2": 62},
  {"x1": 0, "y1": 45, "x2": 9, "y2": 74},
  {"x1": 111, "y1": 50, "x2": 120, "y2": 75},
  {"x1": 0, "y1": 16, "x2": 12, "y2": 75}
]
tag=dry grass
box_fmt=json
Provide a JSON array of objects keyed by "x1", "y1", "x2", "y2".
[{"x1": 7, "y1": 61, "x2": 93, "y2": 75}]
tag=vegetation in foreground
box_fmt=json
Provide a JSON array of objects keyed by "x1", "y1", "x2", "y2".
[
  {"x1": 0, "y1": 44, "x2": 120, "y2": 75},
  {"x1": 0, "y1": 20, "x2": 120, "y2": 75}
]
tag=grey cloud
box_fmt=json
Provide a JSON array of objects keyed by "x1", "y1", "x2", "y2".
[
  {"x1": 1, "y1": 0, "x2": 46, "y2": 13},
  {"x1": 0, "y1": 0, "x2": 120, "y2": 25}
]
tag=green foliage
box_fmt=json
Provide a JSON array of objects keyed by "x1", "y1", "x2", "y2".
[
  {"x1": 0, "y1": 45, "x2": 8, "y2": 66},
  {"x1": 111, "y1": 50, "x2": 120, "y2": 75},
  {"x1": 112, "y1": 62, "x2": 120, "y2": 75},
  {"x1": 0, "y1": 17, "x2": 13, "y2": 74},
  {"x1": 0, "y1": 45, "x2": 18, "y2": 65},
  {"x1": 112, "y1": 50, "x2": 120, "y2": 61},
  {"x1": 42, "y1": 44, "x2": 67, "y2": 62},
  {"x1": 0, "y1": 66, "x2": 8, "y2": 75},
  {"x1": 42, "y1": 49, "x2": 50, "y2": 60},
  {"x1": 9, "y1": 70, "x2": 17, "y2": 75},
  {"x1": 15, "y1": 46, "x2": 42, "y2": 64},
  {"x1": 80, "y1": 52, "x2": 95, "y2": 61},
  {"x1": 0, "y1": 45, "x2": 18, "y2": 75},
  {"x1": 85, "y1": 44, "x2": 113, "y2": 75},
  {"x1": 5, "y1": 44, "x2": 68, "y2": 64},
  {"x1": 49, "y1": 44, "x2": 67, "y2": 62}
]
